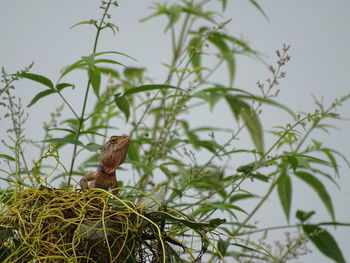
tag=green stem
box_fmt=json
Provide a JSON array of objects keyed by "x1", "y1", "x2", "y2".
[
  {"x1": 237, "y1": 224, "x2": 300, "y2": 236},
  {"x1": 67, "y1": 0, "x2": 112, "y2": 184},
  {"x1": 6, "y1": 92, "x2": 32, "y2": 185},
  {"x1": 232, "y1": 111, "x2": 328, "y2": 235},
  {"x1": 233, "y1": 175, "x2": 279, "y2": 236},
  {"x1": 54, "y1": 88, "x2": 79, "y2": 119}
]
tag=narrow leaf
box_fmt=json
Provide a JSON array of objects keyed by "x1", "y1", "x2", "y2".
[
  {"x1": 82, "y1": 54, "x2": 95, "y2": 69},
  {"x1": 236, "y1": 94, "x2": 296, "y2": 118},
  {"x1": 56, "y1": 83, "x2": 75, "y2": 90},
  {"x1": 21, "y1": 73, "x2": 54, "y2": 89},
  {"x1": 27, "y1": 89, "x2": 55, "y2": 107},
  {"x1": 294, "y1": 171, "x2": 335, "y2": 221},
  {"x1": 124, "y1": 84, "x2": 180, "y2": 96},
  {"x1": 302, "y1": 224, "x2": 345, "y2": 263},
  {"x1": 230, "y1": 193, "x2": 256, "y2": 203},
  {"x1": 217, "y1": 238, "x2": 230, "y2": 256},
  {"x1": 165, "y1": 4, "x2": 182, "y2": 31},
  {"x1": 27, "y1": 83, "x2": 74, "y2": 107},
  {"x1": 94, "y1": 59, "x2": 125, "y2": 67},
  {"x1": 42, "y1": 138, "x2": 84, "y2": 147},
  {"x1": 94, "y1": 51, "x2": 136, "y2": 61},
  {"x1": 99, "y1": 67, "x2": 120, "y2": 78},
  {"x1": 128, "y1": 141, "x2": 140, "y2": 162},
  {"x1": 124, "y1": 67, "x2": 145, "y2": 80},
  {"x1": 201, "y1": 85, "x2": 254, "y2": 96},
  {"x1": 188, "y1": 37, "x2": 202, "y2": 79},
  {"x1": 59, "y1": 60, "x2": 85, "y2": 80},
  {"x1": 221, "y1": 0, "x2": 227, "y2": 11},
  {"x1": 209, "y1": 34, "x2": 235, "y2": 86},
  {"x1": 0, "y1": 154, "x2": 15, "y2": 161},
  {"x1": 321, "y1": 148, "x2": 339, "y2": 175},
  {"x1": 70, "y1": 20, "x2": 97, "y2": 30},
  {"x1": 89, "y1": 66, "x2": 101, "y2": 98},
  {"x1": 114, "y1": 95, "x2": 130, "y2": 122},
  {"x1": 277, "y1": 172, "x2": 292, "y2": 222},
  {"x1": 286, "y1": 155, "x2": 299, "y2": 172},
  {"x1": 84, "y1": 143, "x2": 101, "y2": 152},
  {"x1": 296, "y1": 210, "x2": 315, "y2": 223},
  {"x1": 247, "y1": 0, "x2": 269, "y2": 21},
  {"x1": 225, "y1": 95, "x2": 264, "y2": 153}
]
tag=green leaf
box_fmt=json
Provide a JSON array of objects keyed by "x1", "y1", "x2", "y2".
[
  {"x1": 20, "y1": 73, "x2": 54, "y2": 89},
  {"x1": 236, "y1": 163, "x2": 255, "y2": 174},
  {"x1": 251, "y1": 173, "x2": 270, "y2": 182},
  {"x1": 60, "y1": 57, "x2": 125, "y2": 81},
  {"x1": 70, "y1": 20, "x2": 97, "y2": 30},
  {"x1": 59, "y1": 60, "x2": 85, "y2": 80},
  {"x1": 194, "y1": 202, "x2": 247, "y2": 218},
  {"x1": 294, "y1": 171, "x2": 335, "y2": 221},
  {"x1": 296, "y1": 210, "x2": 315, "y2": 223},
  {"x1": 89, "y1": 66, "x2": 101, "y2": 98},
  {"x1": 302, "y1": 224, "x2": 345, "y2": 263},
  {"x1": 93, "y1": 51, "x2": 136, "y2": 61},
  {"x1": 220, "y1": 0, "x2": 227, "y2": 11},
  {"x1": 28, "y1": 89, "x2": 55, "y2": 107},
  {"x1": 231, "y1": 243, "x2": 268, "y2": 256},
  {"x1": 247, "y1": 0, "x2": 269, "y2": 21},
  {"x1": 114, "y1": 95, "x2": 130, "y2": 122},
  {"x1": 286, "y1": 155, "x2": 299, "y2": 172},
  {"x1": 277, "y1": 172, "x2": 292, "y2": 222},
  {"x1": 48, "y1": 127, "x2": 76, "y2": 134},
  {"x1": 42, "y1": 138, "x2": 84, "y2": 147},
  {"x1": 56, "y1": 83, "x2": 75, "y2": 90},
  {"x1": 0, "y1": 154, "x2": 15, "y2": 161},
  {"x1": 94, "y1": 58, "x2": 125, "y2": 67},
  {"x1": 99, "y1": 67, "x2": 120, "y2": 78},
  {"x1": 191, "y1": 139, "x2": 220, "y2": 153},
  {"x1": 82, "y1": 54, "x2": 95, "y2": 69},
  {"x1": 84, "y1": 143, "x2": 101, "y2": 152},
  {"x1": 201, "y1": 85, "x2": 254, "y2": 96},
  {"x1": 27, "y1": 83, "x2": 74, "y2": 107},
  {"x1": 225, "y1": 95, "x2": 264, "y2": 153},
  {"x1": 188, "y1": 37, "x2": 202, "y2": 80},
  {"x1": 209, "y1": 34, "x2": 235, "y2": 86},
  {"x1": 217, "y1": 238, "x2": 230, "y2": 256},
  {"x1": 165, "y1": 4, "x2": 182, "y2": 31},
  {"x1": 105, "y1": 22, "x2": 119, "y2": 35},
  {"x1": 321, "y1": 148, "x2": 339, "y2": 175},
  {"x1": 192, "y1": 90, "x2": 222, "y2": 110},
  {"x1": 128, "y1": 141, "x2": 140, "y2": 162},
  {"x1": 124, "y1": 84, "x2": 180, "y2": 96},
  {"x1": 148, "y1": 211, "x2": 225, "y2": 230},
  {"x1": 123, "y1": 67, "x2": 145, "y2": 80},
  {"x1": 235, "y1": 94, "x2": 296, "y2": 118},
  {"x1": 182, "y1": 3, "x2": 217, "y2": 24},
  {"x1": 230, "y1": 193, "x2": 256, "y2": 203}
]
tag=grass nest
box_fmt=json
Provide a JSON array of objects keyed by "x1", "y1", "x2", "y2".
[{"x1": 0, "y1": 187, "x2": 225, "y2": 263}]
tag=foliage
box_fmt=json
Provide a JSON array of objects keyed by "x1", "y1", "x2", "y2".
[{"x1": 1, "y1": 0, "x2": 350, "y2": 262}]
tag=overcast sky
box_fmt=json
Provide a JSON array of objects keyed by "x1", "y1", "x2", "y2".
[{"x1": 1, "y1": 1, "x2": 350, "y2": 261}]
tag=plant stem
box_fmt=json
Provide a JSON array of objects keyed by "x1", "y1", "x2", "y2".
[{"x1": 67, "y1": 0, "x2": 112, "y2": 185}]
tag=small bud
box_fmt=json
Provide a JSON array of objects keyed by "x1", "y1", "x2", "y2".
[{"x1": 276, "y1": 50, "x2": 281, "y2": 58}]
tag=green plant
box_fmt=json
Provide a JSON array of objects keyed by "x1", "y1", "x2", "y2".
[{"x1": 1, "y1": 1, "x2": 349, "y2": 262}]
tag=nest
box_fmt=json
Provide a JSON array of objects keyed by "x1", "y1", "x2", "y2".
[{"x1": 0, "y1": 187, "x2": 205, "y2": 263}]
